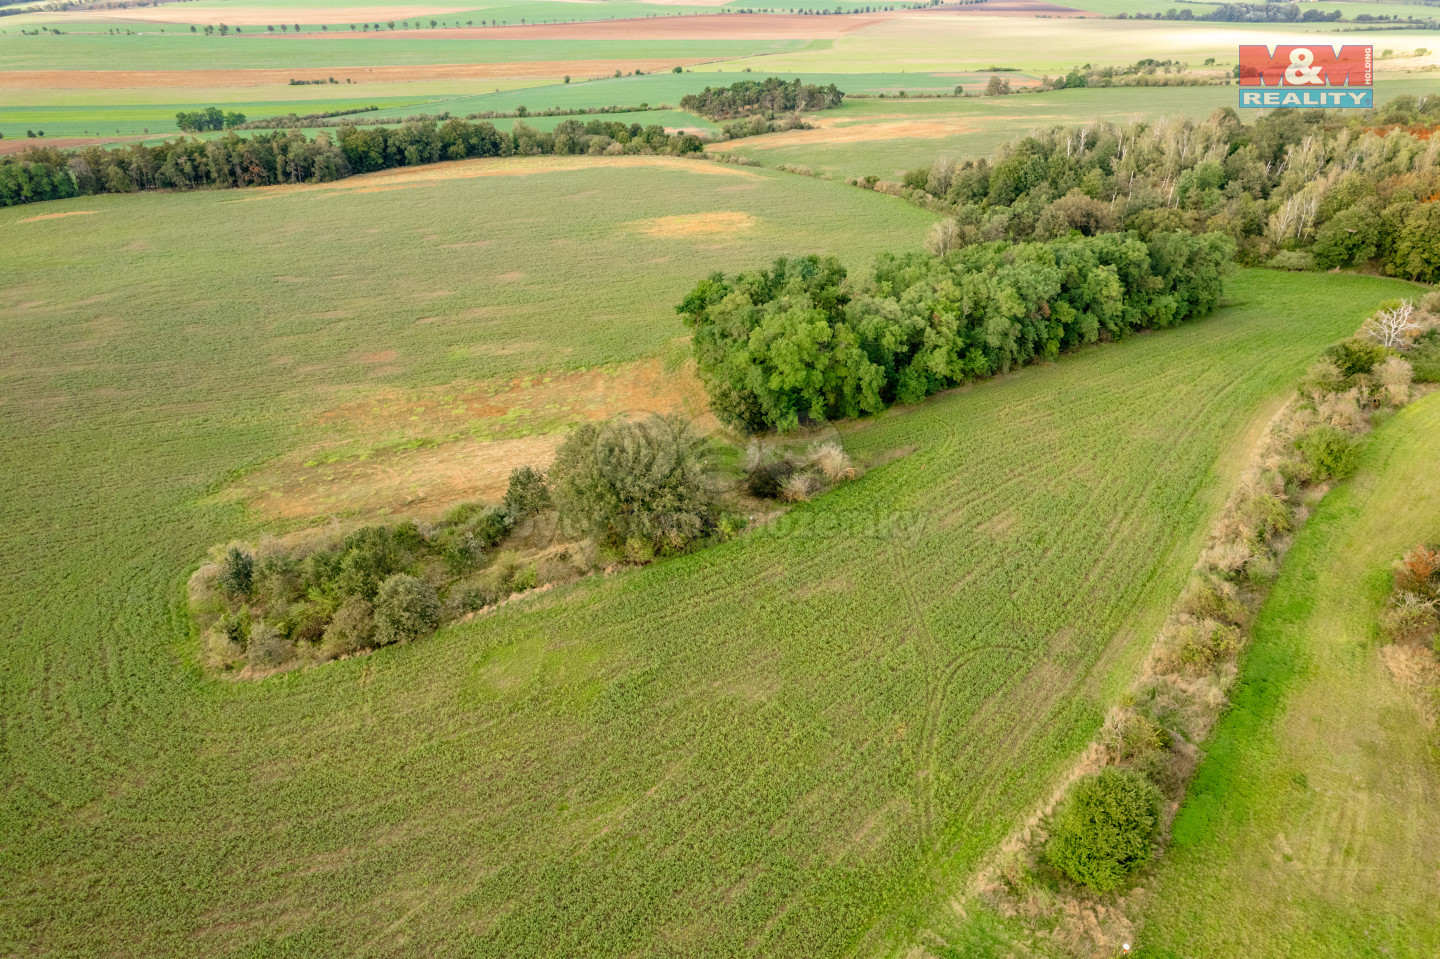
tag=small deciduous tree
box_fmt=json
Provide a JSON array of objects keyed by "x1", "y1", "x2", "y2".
[
  {"x1": 550, "y1": 414, "x2": 714, "y2": 552},
  {"x1": 372, "y1": 574, "x2": 440, "y2": 646},
  {"x1": 504, "y1": 466, "x2": 553, "y2": 518},
  {"x1": 218, "y1": 545, "x2": 254, "y2": 597}
]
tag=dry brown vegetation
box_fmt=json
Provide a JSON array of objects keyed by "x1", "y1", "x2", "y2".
[{"x1": 220, "y1": 356, "x2": 712, "y2": 524}]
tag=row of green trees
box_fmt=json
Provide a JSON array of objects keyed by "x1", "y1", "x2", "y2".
[
  {"x1": 0, "y1": 118, "x2": 705, "y2": 207},
  {"x1": 174, "y1": 107, "x2": 246, "y2": 132},
  {"x1": 678, "y1": 230, "x2": 1234, "y2": 432},
  {"x1": 679, "y1": 77, "x2": 844, "y2": 120},
  {"x1": 894, "y1": 102, "x2": 1440, "y2": 282}
]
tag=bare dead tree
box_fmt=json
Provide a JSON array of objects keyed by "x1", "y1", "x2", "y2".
[{"x1": 1360, "y1": 300, "x2": 1421, "y2": 349}]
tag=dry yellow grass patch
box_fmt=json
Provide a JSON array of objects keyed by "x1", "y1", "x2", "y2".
[
  {"x1": 221, "y1": 356, "x2": 712, "y2": 523},
  {"x1": 234, "y1": 155, "x2": 760, "y2": 203},
  {"x1": 17, "y1": 210, "x2": 100, "y2": 223},
  {"x1": 632, "y1": 211, "x2": 757, "y2": 238}
]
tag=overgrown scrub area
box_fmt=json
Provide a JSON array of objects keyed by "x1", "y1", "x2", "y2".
[
  {"x1": 678, "y1": 230, "x2": 1233, "y2": 431},
  {"x1": 188, "y1": 413, "x2": 862, "y2": 674},
  {"x1": 890, "y1": 101, "x2": 1440, "y2": 282},
  {"x1": 0, "y1": 116, "x2": 708, "y2": 206},
  {"x1": 1378, "y1": 542, "x2": 1440, "y2": 721},
  {"x1": 189, "y1": 473, "x2": 580, "y2": 676},
  {"x1": 679, "y1": 77, "x2": 844, "y2": 121},
  {"x1": 965, "y1": 293, "x2": 1436, "y2": 958}
]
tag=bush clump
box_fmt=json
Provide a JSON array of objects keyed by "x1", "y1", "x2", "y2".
[
  {"x1": 550, "y1": 413, "x2": 714, "y2": 554},
  {"x1": 1295, "y1": 424, "x2": 1364, "y2": 480},
  {"x1": 372, "y1": 573, "x2": 440, "y2": 646},
  {"x1": 504, "y1": 465, "x2": 553, "y2": 518},
  {"x1": 1044, "y1": 768, "x2": 1163, "y2": 892}
]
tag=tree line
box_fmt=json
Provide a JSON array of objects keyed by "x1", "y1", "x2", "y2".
[
  {"x1": 0, "y1": 118, "x2": 706, "y2": 207},
  {"x1": 677, "y1": 230, "x2": 1234, "y2": 432},
  {"x1": 888, "y1": 99, "x2": 1440, "y2": 284},
  {"x1": 679, "y1": 77, "x2": 844, "y2": 120},
  {"x1": 175, "y1": 107, "x2": 246, "y2": 132}
]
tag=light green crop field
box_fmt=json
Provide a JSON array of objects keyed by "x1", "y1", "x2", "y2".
[
  {"x1": 0, "y1": 97, "x2": 435, "y2": 137},
  {"x1": 356, "y1": 71, "x2": 1005, "y2": 117},
  {"x1": 0, "y1": 34, "x2": 800, "y2": 71},
  {"x1": 704, "y1": 17, "x2": 1440, "y2": 74},
  {"x1": 0, "y1": 158, "x2": 1419, "y2": 954},
  {"x1": 1132, "y1": 394, "x2": 1440, "y2": 959}
]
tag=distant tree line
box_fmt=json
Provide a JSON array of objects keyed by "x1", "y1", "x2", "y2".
[
  {"x1": 677, "y1": 231, "x2": 1234, "y2": 432},
  {"x1": 174, "y1": 107, "x2": 246, "y2": 132},
  {"x1": 680, "y1": 77, "x2": 844, "y2": 120},
  {"x1": 0, "y1": 118, "x2": 705, "y2": 207},
  {"x1": 887, "y1": 99, "x2": 1440, "y2": 283}
]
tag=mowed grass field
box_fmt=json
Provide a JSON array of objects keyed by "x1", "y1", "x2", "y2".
[
  {"x1": 0, "y1": 154, "x2": 1422, "y2": 954},
  {"x1": 1134, "y1": 395, "x2": 1440, "y2": 959}
]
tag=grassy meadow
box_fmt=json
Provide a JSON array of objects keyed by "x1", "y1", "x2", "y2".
[
  {"x1": 1133, "y1": 394, "x2": 1440, "y2": 958},
  {"x1": 0, "y1": 157, "x2": 1421, "y2": 954}
]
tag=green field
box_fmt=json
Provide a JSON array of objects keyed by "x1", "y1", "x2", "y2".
[
  {"x1": 0, "y1": 159, "x2": 1420, "y2": 954},
  {"x1": 0, "y1": 34, "x2": 801, "y2": 71},
  {"x1": 1133, "y1": 394, "x2": 1440, "y2": 958}
]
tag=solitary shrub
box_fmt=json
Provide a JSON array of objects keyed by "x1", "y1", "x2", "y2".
[
  {"x1": 247, "y1": 621, "x2": 293, "y2": 669},
  {"x1": 504, "y1": 466, "x2": 553, "y2": 518},
  {"x1": 1381, "y1": 599, "x2": 1438, "y2": 646},
  {"x1": 372, "y1": 573, "x2": 441, "y2": 645},
  {"x1": 1299, "y1": 358, "x2": 1345, "y2": 397},
  {"x1": 1375, "y1": 356, "x2": 1413, "y2": 406},
  {"x1": 1295, "y1": 424, "x2": 1363, "y2": 481},
  {"x1": 1045, "y1": 768, "x2": 1163, "y2": 892},
  {"x1": 218, "y1": 546, "x2": 254, "y2": 597},
  {"x1": 321, "y1": 596, "x2": 374, "y2": 658},
  {"x1": 809, "y1": 441, "x2": 854, "y2": 481},
  {"x1": 745, "y1": 459, "x2": 794, "y2": 499},
  {"x1": 782, "y1": 472, "x2": 820, "y2": 502},
  {"x1": 1323, "y1": 338, "x2": 1388, "y2": 378},
  {"x1": 550, "y1": 414, "x2": 714, "y2": 551},
  {"x1": 1178, "y1": 576, "x2": 1247, "y2": 627},
  {"x1": 1267, "y1": 250, "x2": 1315, "y2": 272}
]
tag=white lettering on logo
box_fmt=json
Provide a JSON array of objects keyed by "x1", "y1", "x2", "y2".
[{"x1": 1284, "y1": 47, "x2": 1324, "y2": 85}]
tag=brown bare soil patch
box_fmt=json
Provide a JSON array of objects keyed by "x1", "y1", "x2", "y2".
[
  {"x1": 223, "y1": 356, "x2": 712, "y2": 523},
  {"x1": 17, "y1": 210, "x2": 100, "y2": 223},
  {"x1": 0, "y1": 59, "x2": 710, "y2": 90},
  {"x1": 632, "y1": 211, "x2": 756, "y2": 237},
  {"x1": 0, "y1": 136, "x2": 147, "y2": 155},
  {"x1": 279, "y1": 13, "x2": 886, "y2": 40}
]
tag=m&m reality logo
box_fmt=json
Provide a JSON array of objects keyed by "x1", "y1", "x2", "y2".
[{"x1": 1238, "y1": 44, "x2": 1373, "y2": 108}]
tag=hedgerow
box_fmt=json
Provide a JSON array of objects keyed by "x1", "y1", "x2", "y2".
[
  {"x1": 0, "y1": 117, "x2": 706, "y2": 207},
  {"x1": 188, "y1": 468, "x2": 583, "y2": 676},
  {"x1": 678, "y1": 230, "x2": 1234, "y2": 432},
  {"x1": 975, "y1": 291, "x2": 1437, "y2": 954}
]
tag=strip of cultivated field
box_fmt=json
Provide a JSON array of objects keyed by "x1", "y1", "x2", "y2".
[{"x1": 0, "y1": 163, "x2": 1422, "y2": 955}]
